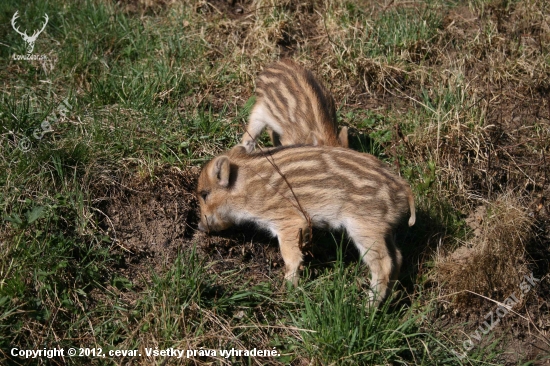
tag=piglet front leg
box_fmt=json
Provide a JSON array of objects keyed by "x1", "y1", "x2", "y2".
[{"x1": 276, "y1": 220, "x2": 309, "y2": 286}]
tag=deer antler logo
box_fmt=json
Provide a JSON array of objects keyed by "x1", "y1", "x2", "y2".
[{"x1": 11, "y1": 11, "x2": 49, "y2": 55}]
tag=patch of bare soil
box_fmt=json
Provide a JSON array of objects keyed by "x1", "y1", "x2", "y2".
[
  {"x1": 103, "y1": 167, "x2": 196, "y2": 282},
  {"x1": 98, "y1": 166, "x2": 284, "y2": 292}
]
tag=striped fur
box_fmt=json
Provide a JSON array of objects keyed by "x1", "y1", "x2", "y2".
[
  {"x1": 197, "y1": 145, "x2": 415, "y2": 306},
  {"x1": 241, "y1": 59, "x2": 348, "y2": 152}
]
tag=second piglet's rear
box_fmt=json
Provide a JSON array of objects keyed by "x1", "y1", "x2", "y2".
[
  {"x1": 241, "y1": 59, "x2": 348, "y2": 152},
  {"x1": 197, "y1": 145, "x2": 415, "y2": 306}
]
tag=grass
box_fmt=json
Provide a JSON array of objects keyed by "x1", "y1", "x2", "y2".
[
  {"x1": 1, "y1": 0, "x2": 549, "y2": 364},
  {"x1": 290, "y1": 245, "x2": 462, "y2": 365}
]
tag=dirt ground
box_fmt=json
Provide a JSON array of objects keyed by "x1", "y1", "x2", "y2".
[{"x1": 100, "y1": 166, "x2": 284, "y2": 289}]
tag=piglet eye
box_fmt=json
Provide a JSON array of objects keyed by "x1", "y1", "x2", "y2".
[{"x1": 200, "y1": 191, "x2": 209, "y2": 201}]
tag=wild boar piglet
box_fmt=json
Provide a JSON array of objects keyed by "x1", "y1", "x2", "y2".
[
  {"x1": 241, "y1": 59, "x2": 348, "y2": 152},
  {"x1": 197, "y1": 145, "x2": 415, "y2": 306}
]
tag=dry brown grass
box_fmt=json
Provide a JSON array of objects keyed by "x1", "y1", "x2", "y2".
[{"x1": 435, "y1": 192, "x2": 534, "y2": 304}]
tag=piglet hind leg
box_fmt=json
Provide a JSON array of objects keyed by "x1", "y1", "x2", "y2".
[
  {"x1": 267, "y1": 128, "x2": 282, "y2": 147},
  {"x1": 347, "y1": 225, "x2": 394, "y2": 307},
  {"x1": 241, "y1": 104, "x2": 269, "y2": 153},
  {"x1": 387, "y1": 234, "x2": 403, "y2": 291}
]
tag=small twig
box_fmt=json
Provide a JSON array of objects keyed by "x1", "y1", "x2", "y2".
[
  {"x1": 438, "y1": 290, "x2": 529, "y2": 321},
  {"x1": 316, "y1": 10, "x2": 342, "y2": 52},
  {"x1": 525, "y1": 304, "x2": 550, "y2": 344}
]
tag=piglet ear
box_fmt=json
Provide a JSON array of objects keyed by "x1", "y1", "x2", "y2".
[
  {"x1": 338, "y1": 126, "x2": 349, "y2": 148},
  {"x1": 209, "y1": 156, "x2": 231, "y2": 187}
]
